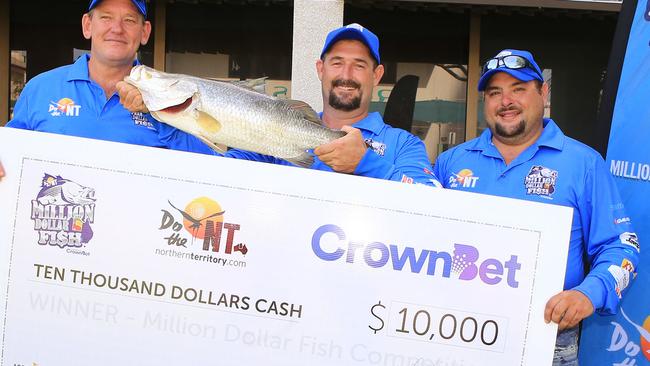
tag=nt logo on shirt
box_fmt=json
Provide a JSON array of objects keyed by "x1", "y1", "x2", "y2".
[
  {"x1": 449, "y1": 169, "x2": 479, "y2": 188},
  {"x1": 49, "y1": 98, "x2": 81, "y2": 117}
]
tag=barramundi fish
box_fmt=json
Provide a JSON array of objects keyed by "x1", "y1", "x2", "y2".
[{"x1": 124, "y1": 66, "x2": 345, "y2": 167}]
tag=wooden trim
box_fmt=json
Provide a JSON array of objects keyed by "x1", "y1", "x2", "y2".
[
  {"x1": 153, "y1": 0, "x2": 166, "y2": 71},
  {"x1": 465, "y1": 12, "x2": 481, "y2": 141},
  {"x1": 0, "y1": 0, "x2": 9, "y2": 124}
]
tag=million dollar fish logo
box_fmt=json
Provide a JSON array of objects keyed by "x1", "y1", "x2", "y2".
[{"x1": 30, "y1": 174, "x2": 96, "y2": 248}]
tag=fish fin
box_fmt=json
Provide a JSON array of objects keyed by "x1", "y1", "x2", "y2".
[
  {"x1": 194, "y1": 112, "x2": 226, "y2": 154},
  {"x1": 285, "y1": 99, "x2": 323, "y2": 126},
  {"x1": 196, "y1": 111, "x2": 222, "y2": 133},
  {"x1": 195, "y1": 134, "x2": 227, "y2": 154},
  {"x1": 229, "y1": 77, "x2": 268, "y2": 94},
  {"x1": 285, "y1": 151, "x2": 314, "y2": 169}
]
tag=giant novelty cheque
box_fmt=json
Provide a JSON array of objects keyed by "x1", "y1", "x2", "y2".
[{"x1": 0, "y1": 128, "x2": 571, "y2": 366}]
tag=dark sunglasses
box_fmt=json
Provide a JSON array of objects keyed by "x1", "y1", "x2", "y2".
[{"x1": 482, "y1": 55, "x2": 542, "y2": 79}]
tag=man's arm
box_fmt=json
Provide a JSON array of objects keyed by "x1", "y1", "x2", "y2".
[
  {"x1": 315, "y1": 127, "x2": 440, "y2": 186},
  {"x1": 314, "y1": 125, "x2": 366, "y2": 173},
  {"x1": 5, "y1": 81, "x2": 33, "y2": 130},
  {"x1": 545, "y1": 156, "x2": 639, "y2": 327},
  {"x1": 156, "y1": 121, "x2": 219, "y2": 156},
  {"x1": 544, "y1": 290, "x2": 594, "y2": 330},
  {"x1": 224, "y1": 149, "x2": 295, "y2": 165},
  {"x1": 116, "y1": 81, "x2": 216, "y2": 155},
  {"x1": 116, "y1": 81, "x2": 148, "y2": 113},
  {"x1": 575, "y1": 158, "x2": 639, "y2": 314},
  {"x1": 2, "y1": 80, "x2": 38, "y2": 180}
]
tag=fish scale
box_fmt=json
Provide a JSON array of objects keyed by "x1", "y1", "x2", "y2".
[{"x1": 125, "y1": 66, "x2": 345, "y2": 167}]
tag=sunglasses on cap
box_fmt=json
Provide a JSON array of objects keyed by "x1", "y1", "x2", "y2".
[{"x1": 482, "y1": 55, "x2": 542, "y2": 78}]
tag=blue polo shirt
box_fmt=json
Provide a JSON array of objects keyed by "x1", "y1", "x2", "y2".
[
  {"x1": 434, "y1": 119, "x2": 639, "y2": 314},
  {"x1": 6, "y1": 54, "x2": 214, "y2": 155},
  {"x1": 225, "y1": 112, "x2": 441, "y2": 186}
]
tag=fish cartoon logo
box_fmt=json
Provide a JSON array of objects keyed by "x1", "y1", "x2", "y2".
[
  {"x1": 48, "y1": 98, "x2": 81, "y2": 117},
  {"x1": 364, "y1": 138, "x2": 386, "y2": 156},
  {"x1": 159, "y1": 197, "x2": 248, "y2": 255},
  {"x1": 31, "y1": 174, "x2": 96, "y2": 248},
  {"x1": 524, "y1": 165, "x2": 557, "y2": 197}
]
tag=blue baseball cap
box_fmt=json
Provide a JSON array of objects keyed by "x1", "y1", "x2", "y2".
[
  {"x1": 478, "y1": 49, "x2": 543, "y2": 91},
  {"x1": 88, "y1": 0, "x2": 147, "y2": 18},
  {"x1": 320, "y1": 23, "x2": 380, "y2": 64}
]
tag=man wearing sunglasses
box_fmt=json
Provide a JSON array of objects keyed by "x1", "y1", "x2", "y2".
[{"x1": 433, "y1": 49, "x2": 639, "y2": 365}]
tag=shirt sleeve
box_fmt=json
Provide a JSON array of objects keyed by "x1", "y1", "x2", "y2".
[
  {"x1": 432, "y1": 151, "x2": 451, "y2": 188},
  {"x1": 354, "y1": 132, "x2": 441, "y2": 187},
  {"x1": 5, "y1": 81, "x2": 34, "y2": 129},
  {"x1": 155, "y1": 120, "x2": 218, "y2": 156},
  {"x1": 572, "y1": 157, "x2": 639, "y2": 315},
  {"x1": 224, "y1": 149, "x2": 294, "y2": 166}
]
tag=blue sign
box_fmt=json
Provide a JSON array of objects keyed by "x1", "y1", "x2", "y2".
[{"x1": 579, "y1": 1, "x2": 650, "y2": 364}]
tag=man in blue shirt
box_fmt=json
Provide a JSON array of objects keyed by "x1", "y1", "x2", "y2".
[
  {"x1": 118, "y1": 24, "x2": 440, "y2": 186},
  {"x1": 5, "y1": 0, "x2": 212, "y2": 155},
  {"x1": 434, "y1": 49, "x2": 639, "y2": 365}
]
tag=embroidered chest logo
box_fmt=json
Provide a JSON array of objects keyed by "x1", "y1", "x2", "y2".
[
  {"x1": 365, "y1": 138, "x2": 386, "y2": 156},
  {"x1": 132, "y1": 112, "x2": 155, "y2": 130},
  {"x1": 449, "y1": 169, "x2": 479, "y2": 188},
  {"x1": 524, "y1": 165, "x2": 558, "y2": 197},
  {"x1": 48, "y1": 98, "x2": 81, "y2": 117}
]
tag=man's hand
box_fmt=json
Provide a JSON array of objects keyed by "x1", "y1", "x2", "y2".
[
  {"x1": 116, "y1": 81, "x2": 148, "y2": 113},
  {"x1": 314, "y1": 126, "x2": 366, "y2": 173},
  {"x1": 0, "y1": 160, "x2": 5, "y2": 181},
  {"x1": 544, "y1": 290, "x2": 594, "y2": 330}
]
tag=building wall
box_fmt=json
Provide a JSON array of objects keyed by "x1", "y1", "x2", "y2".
[{"x1": 2, "y1": 0, "x2": 620, "y2": 159}]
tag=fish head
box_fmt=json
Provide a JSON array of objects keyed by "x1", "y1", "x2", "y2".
[
  {"x1": 125, "y1": 65, "x2": 198, "y2": 112},
  {"x1": 60, "y1": 180, "x2": 96, "y2": 205}
]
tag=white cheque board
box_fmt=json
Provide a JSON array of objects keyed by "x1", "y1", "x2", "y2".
[{"x1": 0, "y1": 128, "x2": 571, "y2": 366}]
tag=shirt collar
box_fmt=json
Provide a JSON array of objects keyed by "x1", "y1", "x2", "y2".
[
  {"x1": 465, "y1": 118, "x2": 565, "y2": 154},
  {"x1": 66, "y1": 54, "x2": 92, "y2": 82},
  {"x1": 66, "y1": 54, "x2": 142, "y2": 82},
  {"x1": 351, "y1": 112, "x2": 385, "y2": 135},
  {"x1": 316, "y1": 111, "x2": 385, "y2": 135}
]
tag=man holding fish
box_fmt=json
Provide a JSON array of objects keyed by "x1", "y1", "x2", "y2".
[
  {"x1": 2, "y1": 0, "x2": 214, "y2": 167},
  {"x1": 117, "y1": 24, "x2": 441, "y2": 186},
  {"x1": 2, "y1": 0, "x2": 436, "y2": 186}
]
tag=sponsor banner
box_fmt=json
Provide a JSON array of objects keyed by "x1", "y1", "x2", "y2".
[
  {"x1": 0, "y1": 128, "x2": 572, "y2": 365},
  {"x1": 580, "y1": 1, "x2": 650, "y2": 364}
]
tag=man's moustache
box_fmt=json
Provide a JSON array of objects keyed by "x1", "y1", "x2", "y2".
[
  {"x1": 497, "y1": 106, "x2": 522, "y2": 114},
  {"x1": 332, "y1": 79, "x2": 360, "y2": 89}
]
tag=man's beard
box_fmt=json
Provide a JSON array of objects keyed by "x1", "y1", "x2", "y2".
[
  {"x1": 494, "y1": 120, "x2": 526, "y2": 138},
  {"x1": 493, "y1": 106, "x2": 526, "y2": 138},
  {"x1": 328, "y1": 79, "x2": 362, "y2": 112}
]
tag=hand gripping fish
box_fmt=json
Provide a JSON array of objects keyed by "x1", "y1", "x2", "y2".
[{"x1": 124, "y1": 66, "x2": 345, "y2": 167}]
